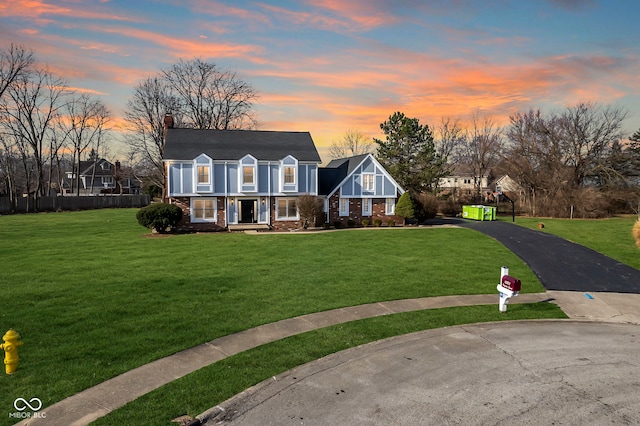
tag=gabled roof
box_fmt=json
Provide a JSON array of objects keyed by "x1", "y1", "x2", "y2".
[
  {"x1": 318, "y1": 154, "x2": 368, "y2": 196},
  {"x1": 318, "y1": 153, "x2": 404, "y2": 197},
  {"x1": 78, "y1": 159, "x2": 113, "y2": 177},
  {"x1": 163, "y1": 128, "x2": 322, "y2": 163}
]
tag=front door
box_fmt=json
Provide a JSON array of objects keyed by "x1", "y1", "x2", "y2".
[{"x1": 239, "y1": 199, "x2": 257, "y2": 223}]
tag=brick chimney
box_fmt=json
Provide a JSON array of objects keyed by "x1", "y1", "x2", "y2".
[{"x1": 164, "y1": 113, "x2": 174, "y2": 130}]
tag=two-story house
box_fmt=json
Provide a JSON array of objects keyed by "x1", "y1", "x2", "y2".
[
  {"x1": 63, "y1": 159, "x2": 141, "y2": 195},
  {"x1": 163, "y1": 123, "x2": 404, "y2": 231},
  {"x1": 164, "y1": 126, "x2": 322, "y2": 231}
]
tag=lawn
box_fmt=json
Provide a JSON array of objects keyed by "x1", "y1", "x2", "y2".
[
  {"x1": 506, "y1": 215, "x2": 640, "y2": 270},
  {"x1": 1, "y1": 209, "x2": 558, "y2": 425}
]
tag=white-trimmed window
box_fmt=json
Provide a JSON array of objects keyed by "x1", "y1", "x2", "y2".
[
  {"x1": 363, "y1": 174, "x2": 374, "y2": 192},
  {"x1": 192, "y1": 198, "x2": 216, "y2": 222},
  {"x1": 242, "y1": 166, "x2": 254, "y2": 184},
  {"x1": 197, "y1": 165, "x2": 210, "y2": 184},
  {"x1": 339, "y1": 198, "x2": 349, "y2": 216},
  {"x1": 385, "y1": 198, "x2": 395, "y2": 215},
  {"x1": 362, "y1": 198, "x2": 372, "y2": 216},
  {"x1": 276, "y1": 198, "x2": 298, "y2": 220},
  {"x1": 284, "y1": 166, "x2": 295, "y2": 184}
]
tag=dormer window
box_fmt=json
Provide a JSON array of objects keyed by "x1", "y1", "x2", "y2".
[
  {"x1": 280, "y1": 155, "x2": 298, "y2": 192},
  {"x1": 284, "y1": 166, "x2": 295, "y2": 184},
  {"x1": 197, "y1": 165, "x2": 210, "y2": 184},
  {"x1": 243, "y1": 166, "x2": 254, "y2": 184},
  {"x1": 240, "y1": 155, "x2": 257, "y2": 192},
  {"x1": 195, "y1": 154, "x2": 213, "y2": 193}
]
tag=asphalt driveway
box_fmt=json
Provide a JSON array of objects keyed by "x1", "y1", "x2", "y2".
[{"x1": 455, "y1": 219, "x2": 640, "y2": 293}]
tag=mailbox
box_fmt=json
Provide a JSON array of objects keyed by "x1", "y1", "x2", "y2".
[{"x1": 501, "y1": 275, "x2": 521, "y2": 292}]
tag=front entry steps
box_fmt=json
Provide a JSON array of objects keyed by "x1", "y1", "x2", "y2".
[{"x1": 228, "y1": 224, "x2": 271, "y2": 232}]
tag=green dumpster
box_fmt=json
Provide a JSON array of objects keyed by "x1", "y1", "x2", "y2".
[{"x1": 462, "y1": 205, "x2": 496, "y2": 221}]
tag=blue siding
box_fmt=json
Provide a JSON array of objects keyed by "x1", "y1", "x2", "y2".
[
  {"x1": 228, "y1": 164, "x2": 238, "y2": 193},
  {"x1": 376, "y1": 175, "x2": 384, "y2": 196},
  {"x1": 308, "y1": 165, "x2": 317, "y2": 194},
  {"x1": 298, "y1": 165, "x2": 307, "y2": 193},
  {"x1": 227, "y1": 200, "x2": 236, "y2": 223},
  {"x1": 362, "y1": 158, "x2": 374, "y2": 173},
  {"x1": 270, "y1": 165, "x2": 279, "y2": 193},
  {"x1": 214, "y1": 164, "x2": 225, "y2": 193},
  {"x1": 383, "y1": 176, "x2": 396, "y2": 196},
  {"x1": 169, "y1": 164, "x2": 181, "y2": 194},
  {"x1": 259, "y1": 197, "x2": 268, "y2": 222},
  {"x1": 353, "y1": 175, "x2": 362, "y2": 196},
  {"x1": 342, "y1": 176, "x2": 354, "y2": 196},
  {"x1": 258, "y1": 165, "x2": 269, "y2": 193},
  {"x1": 183, "y1": 165, "x2": 193, "y2": 193}
]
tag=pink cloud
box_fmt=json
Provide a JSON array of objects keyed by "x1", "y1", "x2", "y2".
[{"x1": 0, "y1": 0, "x2": 140, "y2": 24}]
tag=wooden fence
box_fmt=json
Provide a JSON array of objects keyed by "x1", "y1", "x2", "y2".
[{"x1": 0, "y1": 195, "x2": 150, "y2": 214}]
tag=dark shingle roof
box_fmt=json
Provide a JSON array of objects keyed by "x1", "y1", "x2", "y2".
[
  {"x1": 163, "y1": 128, "x2": 321, "y2": 163},
  {"x1": 318, "y1": 154, "x2": 370, "y2": 195}
]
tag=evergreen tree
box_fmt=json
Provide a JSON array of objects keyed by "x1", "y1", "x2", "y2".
[
  {"x1": 394, "y1": 192, "x2": 415, "y2": 225},
  {"x1": 374, "y1": 112, "x2": 446, "y2": 194}
]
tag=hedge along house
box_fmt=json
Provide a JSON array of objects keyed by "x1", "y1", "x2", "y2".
[
  {"x1": 163, "y1": 123, "x2": 322, "y2": 231},
  {"x1": 319, "y1": 154, "x2": 404, "y2": 226}
]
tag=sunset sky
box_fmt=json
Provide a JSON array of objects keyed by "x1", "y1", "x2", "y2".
[{"x1": 1, "y1": 0, "x2": 639, "y2": 162}]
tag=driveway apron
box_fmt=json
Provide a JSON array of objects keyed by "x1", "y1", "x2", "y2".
[{"x1": 458, "y1": 219, "x2": 640, "y2": 293}]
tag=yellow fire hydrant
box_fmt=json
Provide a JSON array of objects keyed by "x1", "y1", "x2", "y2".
[{"x1": 1, "y1": 329, "x2": 23, "y2": 374}]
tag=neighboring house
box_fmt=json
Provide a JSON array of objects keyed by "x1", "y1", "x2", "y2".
[
  {"x1": 492, "y1": 174, "x2": 521, "y2": 195},
  {"x1": 438, "y1": 165, "x2": 489, "y2": 197},
  {"x1": 163, "y1": 123, "x2": 404, "y2": 231},
  {"x1": 63, "y1": 159, "x2": 141, "y2": 195},
  {"x1": 319, "y1": 154, "x2": 404, "y2": 225}
]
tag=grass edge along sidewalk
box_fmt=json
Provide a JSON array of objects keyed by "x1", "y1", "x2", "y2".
[{"x1": 27, "y1": 293, "x2": 566, "y2": 424}]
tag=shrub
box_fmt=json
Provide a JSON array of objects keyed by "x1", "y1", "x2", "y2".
[
  {"x1": 136, "y1": 203, "x2": 183, "y2": 233},
  {"x1": 386, "y1": 219, "x2": 395, "y2": 227},
  {"x1": 414, "y1": 193, "x2": 439, "y2": 221},
  {"x1": 333, "y1": 220, "x2": 343, "y2": 229},
  {"x1": 296, "y1": 194, "x2": 325, "y2": 228},
  {"x1": 347, "y1": 219, "x2": 356, "y2": 228},
  {"x1": 394, "y1": 192, "x2": 415, "y2": 224},
  {"x1": 361, "y1": 219, "x2": 370, "y2": 227},
  {"x1": 323, "y1": 223, "x2": 331, "y2": 230},
  {"x1": 633, "y1": 219, "x2": 640, "y2": 248},
  {"x1": 439, "y1": 197, "x2": 461, "y2": 217},
  {"x1": 373, "y1": 219, "x2": 382, "y2": 227}
]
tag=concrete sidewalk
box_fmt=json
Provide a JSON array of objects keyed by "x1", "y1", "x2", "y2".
[{"x1": 18, "y1": 291, "x2": 640, "y2": 426}]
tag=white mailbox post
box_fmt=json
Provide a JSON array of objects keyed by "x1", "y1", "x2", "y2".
[{"x1": 497, "y1": 266, "x2": 521, "y2": 312}]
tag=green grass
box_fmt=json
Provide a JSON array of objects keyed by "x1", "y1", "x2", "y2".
[
  {"x1": 95, "y1": 303, "x2": 564, "y2": 426},
  {"x1": 1, "y1": 209, "x2": 555, "y2": 425},
  {"x1": 505, "y1": 215, "x2": 640, "y2": 270}
]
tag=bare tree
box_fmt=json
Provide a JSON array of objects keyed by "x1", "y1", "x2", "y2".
[
  {"x1": 57, "y1": 93, "x2": 111, "y2": 195},
  {"x1": 504, "y1": 103, "x2": 629, "y2": 217},
  {"x1": 559, "y1": 102, "x2": 628, "y2": 187},
  {"x1": 0, "y1": 44, "x2": 34, "y2": 101},
  {"x1": 0, "y1": 67, "x2": 67, "y2": 205},
  {"x1": 125, "y1": 77, "x2": 181, "y2": 197},
  {"x1": 434, "y1": 116, "x2": 465, "y2": 182},
  {"x1": 456, "y1": 112, "x2": 503, "y2": 200},
  {"x1": 162, "y1": 58, "x2": 258, "y2": 130},
  {"x1": 328, "y1": 129, "x2": 374, "y2": 159}
]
